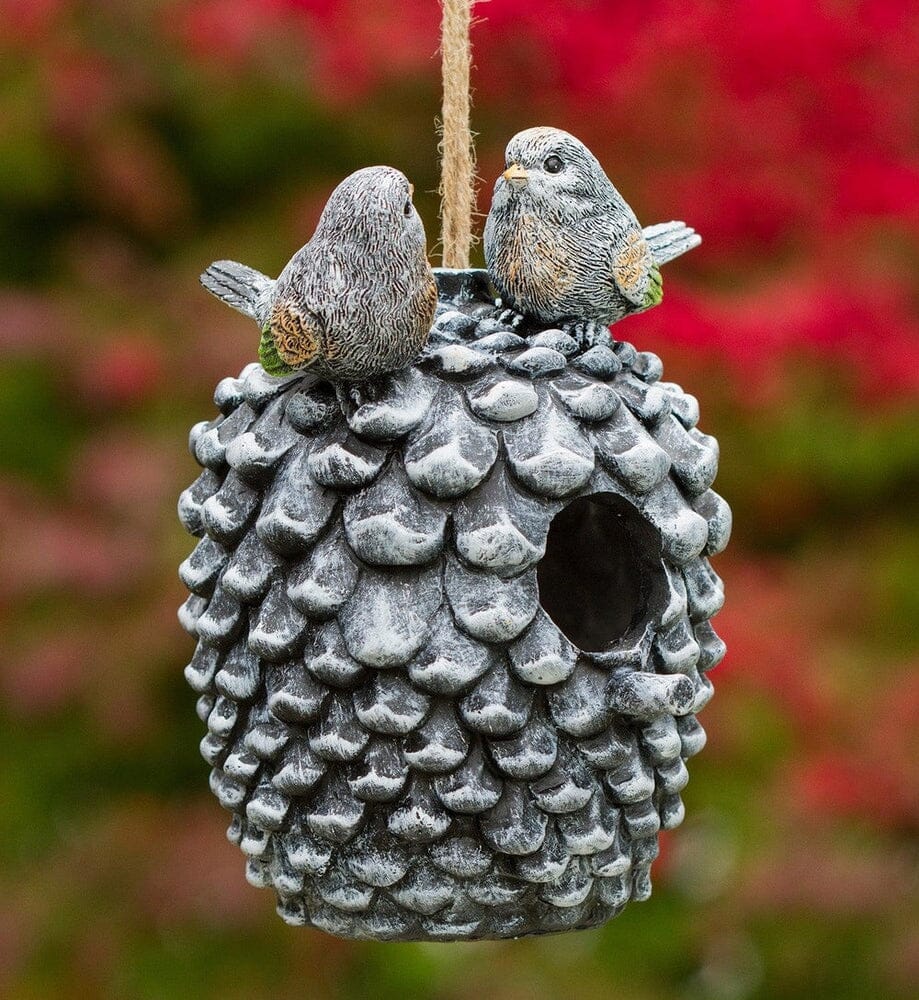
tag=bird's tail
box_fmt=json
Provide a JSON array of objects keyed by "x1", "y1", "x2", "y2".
[
  {"x1": 643, "y1": 222, "x2": 701, "y2": 266},
  {"x1": 200, "y1": 260, "x2": 273, "y2": 324}
]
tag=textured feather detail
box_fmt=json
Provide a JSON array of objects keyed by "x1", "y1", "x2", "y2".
[
  {"x1": 613, "y1": 229, "x2": 654, "y2": 306},
  {"x1": 201, "y1": 260, "x2": 274, "y2": 324},
  {"x1": 267, "y1": 300, "x2": 321, "y2": 371},
  {"x1": 642, "y1": 222, "x2": 701, "y2": 266},
  {"x1": 642, "y1": 265, "x2": 663, "y2": 309},
  {"x1": 421, "y1": 274, "x2": 438, "y2": 328}
]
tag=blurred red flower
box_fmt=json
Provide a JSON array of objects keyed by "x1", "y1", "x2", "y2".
[{"x1": 75, "y1": 337, "x2": 165, "y2": 409}]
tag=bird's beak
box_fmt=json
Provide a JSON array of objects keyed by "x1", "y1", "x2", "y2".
[
  {"x1": 502, "y1": 163, "x2": 529, "y2": 187},
  {"x1": 408, "y1": 183, "x2": 414, "y2": 199}
]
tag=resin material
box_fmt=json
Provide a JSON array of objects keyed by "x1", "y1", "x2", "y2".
[{"x1": 178, "y1": 268, "x2": 730, "y2": 941}]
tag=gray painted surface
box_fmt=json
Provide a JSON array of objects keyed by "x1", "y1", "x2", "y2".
[{"x1": 178, "y1": 269, "x2": 730, "y2": 940}]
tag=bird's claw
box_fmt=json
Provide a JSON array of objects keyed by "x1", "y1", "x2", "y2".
[
  {"x1": 342, "y1": 380, "x2": 385, "y2": 410},
  {"x1": 495, "y1": 307, "x2": 525, "y2": 330},
  {"x1": 565, "y1": 320, "x2": 611, "y2": 350}
]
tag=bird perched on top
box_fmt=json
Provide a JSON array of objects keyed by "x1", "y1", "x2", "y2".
[
  {"x1": 200, "y1": 165, "x2": 437, "y2": 383},
  {"x1": 484, "y1": 127, "x2": 701, "y2": 337}
]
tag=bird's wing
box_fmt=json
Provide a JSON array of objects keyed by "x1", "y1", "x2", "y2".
[
  {"x1": 200, "y1": 260, "x2": 274, "y2": 326},
  {"x1": 642, "y1": 264, "x2": 663, "y2": 310},
  {"x1": 611, "y1": 227, "x2": 655, "y2": 307},
  {"x1": 642, "y1": 221, "x2": 701, "y2": 266},
  {"x1": 261, "y1": 299, "x2": 323, "y2": 376}
]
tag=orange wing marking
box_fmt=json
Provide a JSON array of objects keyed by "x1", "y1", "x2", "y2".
[
  {"x1": 613, "y1": 230, "x2": 651, "y2": 297},
  {"x1": 270, "y1": 301, "x2": 320, "y2": 367}
]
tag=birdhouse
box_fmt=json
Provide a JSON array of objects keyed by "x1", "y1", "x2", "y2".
[{"x1": 178, "y1": 268, "x2": 731, "y2": 941}]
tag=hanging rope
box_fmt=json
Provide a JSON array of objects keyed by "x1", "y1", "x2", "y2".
[{"x1": 439, "y1": 0, "x2": 476, "y2": 268}]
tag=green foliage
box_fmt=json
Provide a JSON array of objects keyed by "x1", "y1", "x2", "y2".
[{"x1": 0, "y1": 363, "x2": 82, "y2": 486}]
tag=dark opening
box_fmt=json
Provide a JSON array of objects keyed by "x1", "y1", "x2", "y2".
[{"x1": 537, "y1": 493, "x2": 665, "y2": 653}]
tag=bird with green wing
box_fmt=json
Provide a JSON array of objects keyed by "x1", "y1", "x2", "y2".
[
  {"x1": 200, "y1": 165, "x2": 436, "y2": 388},
  {"x1": 484, "y1": 127, "x2": 700, "y2": 343}
]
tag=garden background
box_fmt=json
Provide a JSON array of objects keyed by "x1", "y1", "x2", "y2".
[{"x1": 0, "y1": 1, "x2": 917, "y2": 997}]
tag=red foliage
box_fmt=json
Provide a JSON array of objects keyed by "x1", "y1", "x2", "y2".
[
  {"x1": 2, "y1": 634, "x2": 91, "y2": 718},
  {"x1": 0, "y1": 483, "x2": 152, "y2": 602},
  {"x1": 705, "y1": 559, "x2": 834, "y2": 733},
  {"x1": 75, "y1": 337, "x2": 166, "y2": 409},
  {"x1": 173, "y1": 0, "x2": 291, "y2": 66},
  {"x1": 232, "y1": 0, "x2": 919, "y2": 401},
  {"x1": 790, "y1": 752, "x2": 914, "y2": 828},
  {"x1": 0, "y1": 0, "x2": 62, "y2": 42},
  {"x1": 817, "y1": 667, "x2": 919, "y2": 828}
]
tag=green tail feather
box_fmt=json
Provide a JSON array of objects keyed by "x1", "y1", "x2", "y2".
[
  {"x1": 258, "y1": 328, "x2": 296, "y2": 377},
  {"x1": 643, "y1": 265, "x2": 664, "y2": 309}
]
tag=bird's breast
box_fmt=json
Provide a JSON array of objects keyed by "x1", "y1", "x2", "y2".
[{"x1": 496, "y1": 212, "x2": 575, "y2": 315}]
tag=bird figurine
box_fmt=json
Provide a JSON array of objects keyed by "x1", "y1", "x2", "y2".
[
  {"x1": 484, "y1": 126, "x2": 700, "y2": 341},
  {"x1": 200, "y1": 166, "x2": 437, "y2": 387}
]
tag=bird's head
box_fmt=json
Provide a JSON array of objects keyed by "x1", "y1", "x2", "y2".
[
  {"x1": 493, "y1": 127, "x2": 615, "y2": 220},
  {"x1": 317, "y1": 165, "x2": 427, "y2": 256}
]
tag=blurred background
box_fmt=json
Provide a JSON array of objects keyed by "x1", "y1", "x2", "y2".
[{"x1": 1, "y1": 1, "x2": 917, "y2": 997}]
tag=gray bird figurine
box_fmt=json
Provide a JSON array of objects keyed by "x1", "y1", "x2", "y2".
[
  {"x1": 200, "y1": 165, "x2": 437, "y2": 383},
  {"x1": 484, "y1": 127, "x2": 700, "y2": 340}
]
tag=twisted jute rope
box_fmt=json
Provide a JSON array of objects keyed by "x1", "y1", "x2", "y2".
[{"x1": 439, "y1": 0, "x2": 476, "y2": 268}]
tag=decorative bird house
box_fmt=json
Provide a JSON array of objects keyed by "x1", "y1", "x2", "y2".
[{"x1": 178, "y1": 268, "x2": 731, "y2": 941}]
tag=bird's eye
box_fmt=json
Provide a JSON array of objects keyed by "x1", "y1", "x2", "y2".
[
  {"x1": 403, "y1": 199, "x2": 413, "y2": 217},
  {"x1": 544, "y1": 155, "x2": 563, "y2": 173}
]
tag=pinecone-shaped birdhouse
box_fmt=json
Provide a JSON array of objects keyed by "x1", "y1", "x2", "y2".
[{"x1": 178, "y1": 269, "x2": 731, "y2": 941}]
